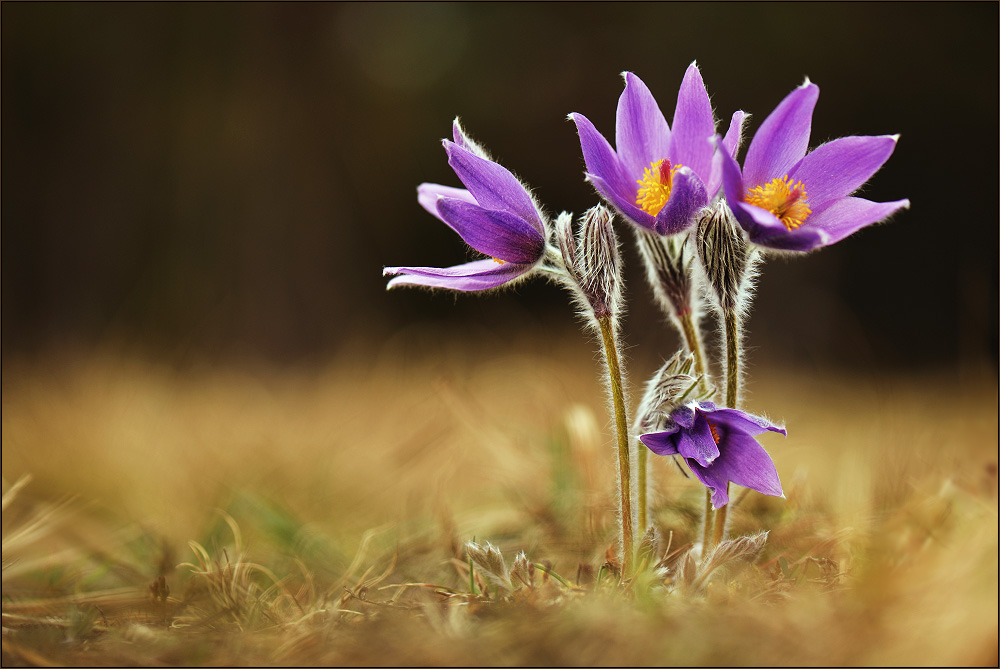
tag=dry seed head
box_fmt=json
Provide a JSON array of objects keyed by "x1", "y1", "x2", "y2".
[
  {"x1": 466, "y1": 541, "x2": 513, "y2": 591},
  {"x1": 511, "y1": 551, "x2": 534, "y2": 589},
  {"x1": 636, "y1": 351, "x2": 705, "y2": 433}
]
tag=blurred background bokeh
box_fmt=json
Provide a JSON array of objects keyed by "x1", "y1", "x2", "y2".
[{"x1": 3, "y1": 2, "x2": 997, "y2": 373}]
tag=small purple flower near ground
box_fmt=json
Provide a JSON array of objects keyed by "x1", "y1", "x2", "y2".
[
  {"x1": 640, "y1": 402, "x2": 785, "y2": 509},
  {"x1": 384, "y1": 120, "x2": 548, "y2": 292},
  {"x1": 569, "y1": 63, "x2": 745, "y2": 236},
  {"x1": 719, "y1": 80, "x2": 910, "y2": 252}
]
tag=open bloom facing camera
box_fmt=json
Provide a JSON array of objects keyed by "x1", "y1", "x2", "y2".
[
  {"x1": 719, "y1": 80, "x2": 910, "y2": 252},
  {"x1": 640, "y1": 401, "x2": 785, "y2": 508},
  {"x1": 569, "y1": 63, "x2": 745, "y2": 236},
  {"x1": 384, "y1": 120, "x2": 548, "y2": 291}
]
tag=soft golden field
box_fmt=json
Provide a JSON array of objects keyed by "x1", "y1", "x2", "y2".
[{"x1": 2, "y1": 333, "x2": 997, "y2": 666}]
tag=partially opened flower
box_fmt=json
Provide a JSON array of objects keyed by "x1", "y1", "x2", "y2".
[
  {"x1": 384, "y1": 120, "x2": 548, "y2": 291},
  {"x1": 640, "y1": 401, "x2": 784, "y2": 508},
  {"x1": 569, "y1": 63, "x2": 746, "y2": 236},
  {"x1": 719, "y1": 80, "x2": 910, "y2": 252}
]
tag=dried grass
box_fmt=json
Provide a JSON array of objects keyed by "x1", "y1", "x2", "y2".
[{"x1": 2, "y1": 336, "x2": 997, "y2": 666}]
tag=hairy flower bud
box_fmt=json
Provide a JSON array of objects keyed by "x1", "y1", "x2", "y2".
[
  {"x1": 635, "y1": 351, "x2": 707, "y2": 433},
  {"x1": 695, "y1": 199, "x2": 753, "y2": 314},
  {"x1": 557, "y1": 205, "x2": 624, "y2": 321},
  {"x1": 635, "y1": 227, "x2": 696, "y2": 320}
]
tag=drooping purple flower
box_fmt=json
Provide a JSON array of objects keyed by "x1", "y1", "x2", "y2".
[
  {"x1": 569, "y1": 63, "x2": 746, "y2": 236},
  {"x1": 384, "y1": 120, "x2": 548, "y2": 292},
  {"x1": 719, "y1": 80, "x2": 910, "y2": 252},
  {"x1": 640, "y1": 401, "x2": 785, "y2": 509}
]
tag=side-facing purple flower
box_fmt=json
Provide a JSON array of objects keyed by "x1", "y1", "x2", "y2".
[
  {"x1": 640, "y1": 401, "x2": 785, "y2": 508},
  {"x1": 384, "y1": 120, "x2": 548, "y2": 291},
  {"x1": 569, "y1": 63, "x2": 746, "y2": 236},
  {"x1": 719, "y1": 80, "x2": 910, "y2": 252}
]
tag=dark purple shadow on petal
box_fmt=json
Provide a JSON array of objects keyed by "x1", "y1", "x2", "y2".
[
  {"x1": 670, "y1": 63, "x2": 715, "y2": 186},
  {"x1": 671, "y1": 404, "x2": 697, "y2": 429},
  {"x1": 733, "y1": 200, "x2": 826, "y2": 252},
  {"x1": 788, "y1": 135, "x2": 899, "y2": 204},
  {"x1": 639, "y1": 430, "x2": 680, "y2": 456},
  {"x1": 652, "y1": 167, "x2": 708, "y2": 235},
  {"x1": 615, "y1": 72, "x2": 672, "y2": 182},
  {"x1": 743, "y1": 82, "x2": 819, "y2": 189},
  {"x1": 384, "y1": 259, "x2": 531, "y2": 292},
  {"x1": 444, "y1": 142, "x2": 543, "y2": 234},
  {"x1": 437, "y1": 198, "x2": 544, "y2": 264}
]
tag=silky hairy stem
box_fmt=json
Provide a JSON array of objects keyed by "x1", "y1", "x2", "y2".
[
  {"x1": 711, "y1": 309, "x2": 742, "y2": 548},
  {"x1": 598, "y1": 315, "x2": 633, "y2": 578},
  {"x1": 678, "y1": 310, "x2": 710, "y2": 395}
]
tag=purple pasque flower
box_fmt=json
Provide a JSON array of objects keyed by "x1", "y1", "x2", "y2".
[
  {"x1": 569, "y1": 63, "x2": 746, "y2": 236},
  {"x1": 384, "y1": 120, "x2": 548, "y2": 292},
  {"x1": 640, "y1": 401, "x2": 785, "y2": 509},
  {"x1": 719, "y1": 79, "x2": 910, "y2": 252}
]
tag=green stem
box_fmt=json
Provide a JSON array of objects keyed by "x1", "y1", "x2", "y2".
[
  {"x1": 701, "y1": 489, "x2": 713, "y2": 553},
  {"x1": 711, "y1": 310, "x2": 741, "y2": 548},
  {"x1": 678, "y1": 310, "x2": 710, "y2": 394},
  {"x1": 637, "y1": 442, "x2": 647, "y2": 535},
  {"x1": 598, "y1": 316, "x2": 633, "y2": 578}
]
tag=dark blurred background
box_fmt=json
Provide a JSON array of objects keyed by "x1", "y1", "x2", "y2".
[{"x1": 3, "y1": 2, "x2": 997, "y2": 372}]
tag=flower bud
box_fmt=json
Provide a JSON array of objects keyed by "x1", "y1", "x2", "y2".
[
  {"x1": 635, "y1": 350, "x2": 707, "y2": 433},
  {"x1": 635, "y1": 227, "x2": 696, "y2": 320},
  {"x1": 695, "y1": 199, "x2": 753, "y2": 314},
  {"x1": 556, "y1": 205, "x2": 624, "y2": 321}
]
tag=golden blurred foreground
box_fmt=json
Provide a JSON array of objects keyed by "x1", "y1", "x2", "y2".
[{"x1": 2, "y1": 336, "x2": 997, "y2": 666}]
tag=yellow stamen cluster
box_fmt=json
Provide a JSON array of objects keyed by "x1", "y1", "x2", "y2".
[
  {"x1": 491, "y1": 257, "x2": 506, "y2": 264},
  {"x1": 745, "y1": 176, "x2": 812, "y2": 231},
  {"x1": 635, "y1": 159, "x2": 681, "y2": 217}
]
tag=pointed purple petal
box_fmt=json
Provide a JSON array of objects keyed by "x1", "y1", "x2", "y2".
[
  {"x1": 788, "y1": 135, "x2": 899, "y2": 205},
  {"x1": 686, "y1": 461, "x2": 732, "y2": 508},
  {"x1": 615, "y1": 72, "x2": 671, "y2": 181},
  {"x1": 718, "y1": 137, "x2": 746, "y2": 212},
  {"x1": 702, "y1": 431, "x2": 783, "y2": 504},
  {"x1": 586, "y1": 172, "x2": 656, "y2": 230},
  {"x1": 671, "y1": 404, "x2": 697, "y2": 429},
  {"x1": 669, "y1": 63, "x2": 715, "y2": 185},
  {"x1": 437, "y1": 198, "x2": 544, "y2": 264},
  {"x1": 570, "y1": 112, "x2": 637, "y2": 207},
  {"x1": 652, "y1": 166, "x2": 708, "y2": 235},
  {"x1": 640, "y1": 430, "x2": 680, "y2": 456},
  {"x1": 384, "y1": 259, "x2": 532, "y2": 292},
  {"x1": 806, "y1": 196, "x2": 911, "y2": 246},
  {"x1": 418, "y1": 183, "x2": 476, "y2": 223},
  {"x1": 743, "y1": 81, "x2": 819, "y2": 188},
  {"x1": 707, "y1": 408, "x2": 786, "y2": 437},
  {"x1": 444, "y1": 141, "x2": 543, "y2": 234},
  {"x1": 706, "y1": 112, "x2": 747, "y2": 197}
]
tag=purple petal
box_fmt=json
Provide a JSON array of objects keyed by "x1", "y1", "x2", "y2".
[
  {"x1": 652, "y1": 166, "x2": 708, "y2": 235},
  {"x1": 706, "y1": 112, "x2": 747, "y2": 197},
  {"x1": 570, "y1": 113, "x2": 638, "y2": 208},
  {"x1": 640, "y1": 430, "x2": 680, "y2": 456},
  {"x1": 586, "y1": 172, "x2": 656, "y2": 230},
  {"x1": 788, "y1": 135, "x2": 899, "y2": 205},
  {"x1": 670, "y1": 403, "x2": 697, "y2": 429},
  {"x1": 686, "y1": 463, "x2": 732, "y2": 508},
  {"x1": 615, "y1": 72, "x2": 672, "y2": 181},
  {"x1": 418, "y1": 183, "x2": 476, "y2": 223},
  {"x1": 718, "y1": 137, "x2": 746, "y2": 212},
  {"x1": 690, "y1": 431, "x2": 783, "y2": 509},
  {"x1": 743, "y1": 81, "x2": 819, "y2": 188},
  {"x1": 384, "y1": 259, "x2": 532, "y2": 292},
  {"x1": 721, "y1": 111, "x2": 747, "y2": 158},
  {"x1": 437, "y1": 198, "x2": 544, "y2": 264},
  {"x1": 733, "y1": 200, "x2": 828, "y2": 251},
  {"x1": 444, "y1": 141, "x2": 544, "y2": 235},
  {"x1": 669, "y1": 63, "x2": 715, "y2": 185},
  {"x1": 676, "y1": 412, "x2": 720, "y2": 467},
  {"x1": 706, "y1": 408, "x2": 786, "y2": 438},
  {"x1": 806, "y1": 196, "x2": 911, "y2": 246}
]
